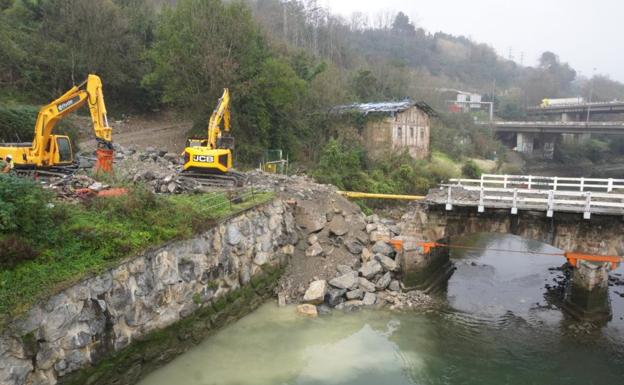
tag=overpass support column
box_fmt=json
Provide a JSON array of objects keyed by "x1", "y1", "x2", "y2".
[
  {"x1": 564, "y1": 260, "x2": 611, "y2": 322},
  {"x1": 516, "y1": 133, "x2": 534, "y2": 155}
]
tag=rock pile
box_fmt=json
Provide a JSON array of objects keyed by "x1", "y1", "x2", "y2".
[
  {"x1": 296, "y1": 213, "x2": 419, "y2": 314},
  {"x1": 262, "y1": 173, "x2": 435, "y2": 314}
]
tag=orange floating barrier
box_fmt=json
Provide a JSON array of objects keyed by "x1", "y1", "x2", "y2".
[
  {"x1": 565, "y1": 252, "x2": 622, "y2": 271},
  {"x1": 389, "y1": 239, "x2": 404, "y2": 252}
]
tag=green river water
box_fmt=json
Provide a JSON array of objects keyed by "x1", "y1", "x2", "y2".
[{"x1": 138, "y1": 233, "x2": 624, "y2": 385}]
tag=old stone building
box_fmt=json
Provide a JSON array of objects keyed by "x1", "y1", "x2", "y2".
[{"x1": 333, "y1": 100, "x2": 436, "y2": 160}]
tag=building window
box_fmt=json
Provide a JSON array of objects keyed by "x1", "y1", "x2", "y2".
[
  {"x1": 397, "y1": 126, "x2": 402, "y2": 139},
  {"x1": 419, "y1": 127, "x2": 425, "y2": 143},
  {"x1": 410, "y1": 127, "x2": 414, "y2": 138}
]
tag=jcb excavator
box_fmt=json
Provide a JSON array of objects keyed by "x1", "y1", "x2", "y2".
[
  {"x1": 180, "y1": 88, "x2": 245, "y2": 186},
  {"x1": 0, "y1": 74, "x2": 113, "y2": 175}
]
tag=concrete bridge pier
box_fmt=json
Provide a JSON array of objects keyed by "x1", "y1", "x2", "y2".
[
  {"x1": 563, "y1": 260, "x2": 612, "y2": 322},
  {"x1": 398, "y1": 237, "x2": 454, "y2": 292},
  {"x1": 515, "y1": 132, "x2": 556, "y2": 159}
]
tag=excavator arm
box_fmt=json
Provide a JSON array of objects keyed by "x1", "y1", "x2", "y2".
[
  {"x1": 207, "y1": 88, "x2": 230, "y2": 149},
  {"x1": 31, "y1": 74, "x2": 113, "y2": 171}
]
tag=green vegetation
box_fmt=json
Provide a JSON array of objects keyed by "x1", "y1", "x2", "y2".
[
  {"x1": 313, "y1": 138, "x2": 465, "y2": 196},
  {"x1": 0, "y1": 104, "x2": 80, "y2": 144},
  {"x1": 555, "y1": 138, "x2": 611, "y2": 164},
  {"x1": 462, "y1": 160, "x2": 483, "y2": 179},
  {"x1": 0, "y1": 174, "x2": 272, "y2": 323},
  {"x1": 3, "y1": 0, "x2": 622, "y2": 166}
]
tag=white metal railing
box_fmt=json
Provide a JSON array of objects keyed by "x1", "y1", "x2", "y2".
[
  {"x1": 442, "y1": 175, "x2": 624, "y2": 219},
  {"x1": 450, "y1": 174, "x2": 624, "y2": 193}
]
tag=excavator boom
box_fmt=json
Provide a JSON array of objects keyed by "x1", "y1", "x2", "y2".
[
  {"x1": 181, "y1": 88, "x2": 244, "y2": 186},
  {"x1": 207, "y1": 89, "x2": 230, "y2": 149},
  {"x1": 0, "y1": 74, "x2": 113, "y2": 173}
]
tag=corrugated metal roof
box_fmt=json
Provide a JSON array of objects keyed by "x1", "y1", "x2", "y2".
[{"x1": 332, "y1": 99, "x2": 437, "y2": 117}]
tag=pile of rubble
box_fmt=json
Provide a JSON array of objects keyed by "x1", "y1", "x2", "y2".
[
  {"x1": 39, "y1": 145, "x2": 206, "y2": 197},
  {"x1": 110, "y1": 145, "x2": 207, "y2": 194},
  {"x1": 272, "y1": 178, "x2": 434, "y2": 316}
]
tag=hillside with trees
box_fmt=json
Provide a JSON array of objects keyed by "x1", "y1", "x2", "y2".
[{"x1": 2, "y1": 0, "x2": 624, "y2": 186}]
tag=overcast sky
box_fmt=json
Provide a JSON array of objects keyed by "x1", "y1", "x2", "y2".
[{"x1": 325, "y1": 0, "x2": 622, "y2": 82}]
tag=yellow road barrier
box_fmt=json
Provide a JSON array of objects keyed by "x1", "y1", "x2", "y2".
[{"x1": 337, "y1": 191, "x2": 426, "y2": 201}]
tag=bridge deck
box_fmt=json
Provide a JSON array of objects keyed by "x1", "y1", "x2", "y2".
[{"x1": 428, "y1": 175, "x2": 624, "y2": 218}]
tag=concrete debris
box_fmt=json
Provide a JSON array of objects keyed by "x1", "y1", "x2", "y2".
[
  {"x1": 329, "y1": 272, "x2": 359, "y2": 290},
  {"x1": 376, "y1": 254, "x2": 399, "y2": 272},
  {"x1": 372, "y1": 241, "x2": 394, "y2": 256},
  {"x1": 296, "y1": 304, "x2": 318, "y2": 317},
  {"x1": 305, "y1": 242, "x2": 324, "y2": 258},
  {"x1": 358, "y1": 277, "x2": 376, "y2": 293},
  {"x1": 359, "y1": 261, "x2": 383, "y2": 279},
  {"x1": 303, "y1": 280, "x2": 328, "y2": 305},
  {"x1": 346, "y1": 289, "x2": 364, "y2": 300},
  {"x1": 262, "y1": 170, "x2": 435, "y2": 312}
]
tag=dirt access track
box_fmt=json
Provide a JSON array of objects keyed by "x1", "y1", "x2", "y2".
[{"x1": 77, "y1": 111, "x2": 191, "y2": 153}]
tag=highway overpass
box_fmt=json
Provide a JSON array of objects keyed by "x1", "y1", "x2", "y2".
[
  {"x1": 526, "y1": 101, "x2": 624, "y2": 116},
  {"x1": 478, "y1": 121, "x2": 624, "y2": 135}
]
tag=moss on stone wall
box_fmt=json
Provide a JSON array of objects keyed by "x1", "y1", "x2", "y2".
[{"x1": 61, "y1": 264, "x2": 284, "y2": 385}]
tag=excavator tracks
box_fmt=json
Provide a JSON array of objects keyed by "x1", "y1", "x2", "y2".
[
  {"x1": 178, "y1": 170, "x2": 248, "y2": 188},
  {"x1": 14, "y1": 164, "x2": 79, "y2": 179}
]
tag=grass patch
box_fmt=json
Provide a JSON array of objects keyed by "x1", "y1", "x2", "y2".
[{"x1": 0, "y1": 181, "x2": 273, "y2": 325}]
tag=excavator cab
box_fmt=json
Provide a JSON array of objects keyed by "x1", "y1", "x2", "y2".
[
  {"x1": 216, "y1": 135, "x2": 235, "y2": 151},
  {"x1": 52, "y1": 135, "x2": 73, "y2": 164}
]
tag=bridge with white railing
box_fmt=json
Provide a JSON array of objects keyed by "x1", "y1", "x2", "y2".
[{"x1": 427, "y1": 174, "x2": 624, "y2": 219}]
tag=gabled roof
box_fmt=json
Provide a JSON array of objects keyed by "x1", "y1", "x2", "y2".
[{"x1": 332, "y1": 99, "x2": 437, "y2": 117}]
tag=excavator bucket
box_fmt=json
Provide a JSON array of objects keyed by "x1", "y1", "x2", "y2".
[{"x1": 95, "y1": 148, "x2": 114, "y2": 174}]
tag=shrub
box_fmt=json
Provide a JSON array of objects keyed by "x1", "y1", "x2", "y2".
[
  {"x1": 462, "y1": 160, "x2": 482, "y2": 179},
  {"x1": 0, "y1": 104, "x2": 38, "y2": 142},
  {"x1": 0, "y1": 174, "x2": 56, "y2": 241},
  {"x1": 0, "y1": 235, "x2": 38, "y2": 269},
  {"x1": 0, "y1": 104, "x2": 80, "y2": 147}
]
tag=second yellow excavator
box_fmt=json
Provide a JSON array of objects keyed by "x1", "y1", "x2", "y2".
[
  {"x1": 180, "y1": 88, "x2": 245, "y2": 186},
  {"x1": 0, "y1": 74, "x2": 114, "y2": 175}
]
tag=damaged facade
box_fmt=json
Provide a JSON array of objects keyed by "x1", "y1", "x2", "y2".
[{"x1": 333, "y1": 100, "x2": 436, "y2": 160}]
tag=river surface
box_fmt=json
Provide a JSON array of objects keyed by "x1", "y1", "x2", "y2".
[{"x1": 138, "y1": 233, "x2": 624, "y2": 385}]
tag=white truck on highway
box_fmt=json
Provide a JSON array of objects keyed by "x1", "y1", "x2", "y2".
[{"x1": 540, "y1": 97, "x2": 585, "y2": 107}]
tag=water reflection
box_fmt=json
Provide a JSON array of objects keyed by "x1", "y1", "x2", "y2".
[{"x1": 138, "y1": 233, "x2": 624, "y2": 385}]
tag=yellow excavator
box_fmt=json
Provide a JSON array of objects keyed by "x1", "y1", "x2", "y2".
[
  {"x1": 0, "y1": 74, "x2": 113, "y2": 175},
  {"x1": 181, "y1": 88, "x2": 245, "y2": 186}
]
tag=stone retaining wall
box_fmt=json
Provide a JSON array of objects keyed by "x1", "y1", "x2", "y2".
[{"x1": 0, "y1": 199, "x2": 297, "y2": 385}]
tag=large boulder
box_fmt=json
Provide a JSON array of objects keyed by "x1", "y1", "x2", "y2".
[
  {"x1": 345, "y1": 239, "x2": 363, "y2": 255},
  {"x1": 297, "y1": 304, "x2": 318, "y2": 317},
  {"x1": 376, "y1": 255, "x2": 398, "y2": 272},
  {"x1": 372, "y1": 241, "x2": 394, "y2": 256},
  {"x1": 303, "y1": 280, "x2": 328, "y2": 305},
  {"x1": 346, "y1": 289, "x2": 364, "y2": 300},
  {"x1": 359, "y1": 261, "x2": 382, "y2": 279},
  {"x1": 376, "y1": 272, "x2": 392, "y2": 290},
  {"x1": 358, "y1": 277, "x2": 376, "y2": 293},
  {"x1": 363, "y1": 292, "x2": 377, "y2": 306},
  {"x1": 328, "y1": 216, "x2": 349, "y2": 236},
  {"x1": 325, "y1": 288, "x2": 347, "y2": 307},
  {"x1": 329, "y1": 271, "x2": 358, "y2": 290}
]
